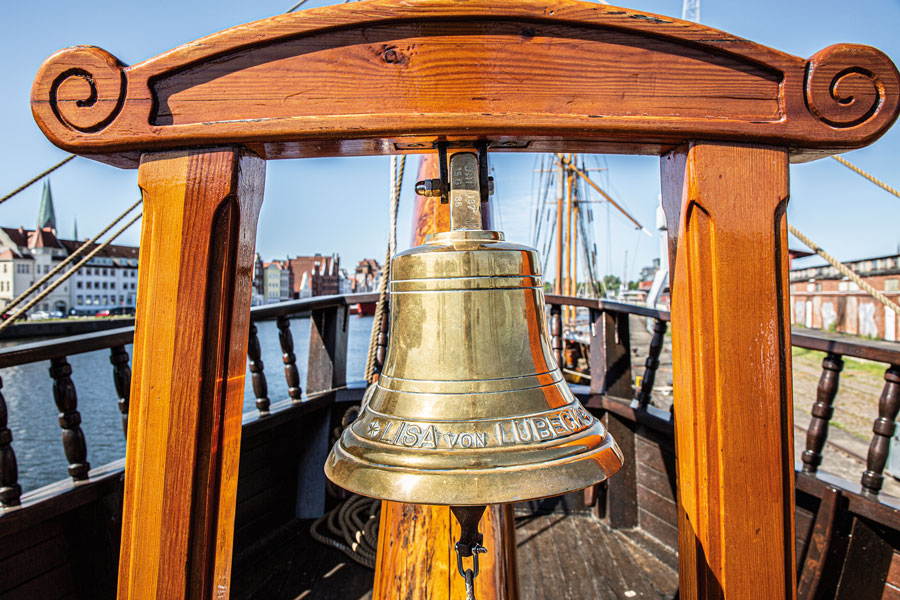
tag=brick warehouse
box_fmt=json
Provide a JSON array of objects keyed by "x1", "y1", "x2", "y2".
[{"x1": 790, "y1": 253, "x2": 900, "y2": 341}]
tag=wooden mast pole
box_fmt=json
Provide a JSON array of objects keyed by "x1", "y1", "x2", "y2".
[
  {"x1": 555, "y1": 158, "x2": 565, "y2": 296},
  {"x1": 572, "y1": 158, "x2": 579, "y2": 302},
  {"x1": 565, "y1": 155, "x2": 574, "y2": 322}
]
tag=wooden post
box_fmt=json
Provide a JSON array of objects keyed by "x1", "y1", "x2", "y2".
[
  {"x1": 110, "y1": 344, "x2": 132, "y2": 437},
  {"x1": 246, "y1": 322, "x2": 270, "y2": 414},
  {"x1": 661, "y1": 142, "x2": 796, "y2": 599},
  {"x1": 802, "y1": 353, "x2": 843, "y2": 473},
  {"x1": 307, "y1": 304, "x2": 349, "y2": 395},
  {"x1": 50, "y1": 356, "x2": 90, "y2": 481},
  {"x1": 373, "y1": 503, "x2": 518, "y2": 600},
  {"x1": 589, "y1": 307, "x2": 637, "y2": 528},
  {"x1": 277, "y1": 316, "x2": 303, "y2": 401},
  {"x1": 117, "y1": 147, "x2": 264, "y2": 600}
]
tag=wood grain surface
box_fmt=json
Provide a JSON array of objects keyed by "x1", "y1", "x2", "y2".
[
  {"x1": 30, "y1": 0, "x2": 900, "y2": 167},
  {"x1": 661, "y1": 143, "x2": 796, "y2": 599},
  {"x1": 117, "y1": 147, "x2": 264, "y2": 600}
]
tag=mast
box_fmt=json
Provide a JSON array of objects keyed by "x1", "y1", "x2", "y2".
[
  {"x1": 554, "y1": 158, "x2": 564, "y2": 295},
  {"x1": 572, "y1": 161, "x2": 579, "y2": 301},
  {"x1": 565, "y1": 154, "x2": 574, "y2": 322}
]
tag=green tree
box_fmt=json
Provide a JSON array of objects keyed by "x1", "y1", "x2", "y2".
[{"x1": 603, "y1": 274, "x2": 621, "y2": 291}]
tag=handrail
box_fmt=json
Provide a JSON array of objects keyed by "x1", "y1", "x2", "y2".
[
  {"x1": 4, "y1": 292, "x2": 900, "y2": 543},
  {"x1": 0, "y1": 292, "x2": 380, "y2": 368},
  {"x1": 3, "y1": 293, "x2": 898, "y2": 369},
  {"x1": 791, "y1": 329, "x2": 900, "y2": 365}
]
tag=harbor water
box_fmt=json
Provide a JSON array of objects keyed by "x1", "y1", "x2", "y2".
[{"x1": 0, "y1": 315, "x2": 375, "y2": 494}]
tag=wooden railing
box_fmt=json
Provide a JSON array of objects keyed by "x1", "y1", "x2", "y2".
[
  {"x1": 3, "y1": 291, "x2": 900, "y2": 595},
  {"x1": 0, "y1": 293, "x2": 377, "y2": 510},
  {"x1": 544, "y1": 294, "x2": 900, "y2": 597},
  {"x1": 3, "y1": 293, "x2": 899, "y2": 514}
]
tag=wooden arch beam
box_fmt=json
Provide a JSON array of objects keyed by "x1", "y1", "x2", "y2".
[{"x1": 32, "y1": 0, "x2": 900, "y2": 167}]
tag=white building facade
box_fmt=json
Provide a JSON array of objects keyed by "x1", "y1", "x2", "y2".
[
  {"x1": 263, "y1": 261, "x2": 292, "y2": 303},
  {"x1": 0, "y1": 226, "x2": 139, "y2": 316}
]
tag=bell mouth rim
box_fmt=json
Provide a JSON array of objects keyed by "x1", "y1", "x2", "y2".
[
  {"x1": 324, "y1": 426, "x2": 623, "y2": 506},
  {"x1": 425, "y1": 230, "x2": 504, "y2": 243}
]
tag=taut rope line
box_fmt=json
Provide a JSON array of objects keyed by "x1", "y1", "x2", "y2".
[
  {"x1": 0, "y1": 155, "x2": 75, "y2": 206},
  {"x1": 365, "y1": 155, "x2": 405, "y2": 383},
  {"x1": 2, "y1": 198, "x2": 143, "y2": 317},
  {"x1": 832, "y1": 155, "x2": 900, "y2": 201},
  {"x1": 0, "y1": 212, "x2": 142, "y2": 334},
  {"x1": 789, "y1": 223, "x2": 900, "y2": 317}
]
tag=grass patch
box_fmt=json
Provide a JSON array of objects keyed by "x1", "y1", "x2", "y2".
[
  {"x1": 828, "y1": 419, "x2": 870, "y2": 442},
  {"x1": 792, "y1": 346, "x2": 889, "y2": 377}
]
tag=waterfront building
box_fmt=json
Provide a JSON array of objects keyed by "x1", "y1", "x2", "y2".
[
  {"x1": 790, "y1": 253, "x2": 900, "y2": 341},
  {"x1": 250, "y1": 253, "x2": 265, "y2": 306},
  {"x1": 352, "y1": 258, "x2": 381, "y2": 293},
  {"x1": 288, "y1": 254, "x2": 340, "y2": 297},
  {"x1": 262, "y1": 260, "x2": 293, "y2": 303},
  {"x1": 0, "y1": 181, "x2": 139, "y2": 315},
  {"x1": 338, "y1": 269, "x2": 352, "y2": 295}
]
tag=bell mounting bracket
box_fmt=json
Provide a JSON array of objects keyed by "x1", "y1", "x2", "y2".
[{"x1": 414, "y1": 141, "x2": 494, "y2": 205}]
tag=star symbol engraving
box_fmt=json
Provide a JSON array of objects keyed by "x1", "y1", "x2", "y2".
[{"x1": 366, "y1": 420, "x2": 381, "y2": 438}]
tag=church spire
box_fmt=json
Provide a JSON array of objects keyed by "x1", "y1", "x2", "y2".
[
  {"x1": 73, "y1": 217, "x2": 78, "y2": 241},
  {"x1": 37, "y1": 179, "x2": 56, "y2": 232}
]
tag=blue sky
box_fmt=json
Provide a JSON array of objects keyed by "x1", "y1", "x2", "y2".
[{"x1": 2, "y1": 0, "x2": 899, "y2": 282}]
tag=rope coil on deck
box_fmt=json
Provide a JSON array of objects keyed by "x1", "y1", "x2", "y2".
[
  {"x1": 309, "y1": 494, "x2": 380, "y2": 569},
  {"x1": 311, "y1": 405, "x2": 382, "y2": 569}
]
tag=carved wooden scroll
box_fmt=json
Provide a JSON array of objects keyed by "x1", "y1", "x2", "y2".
[{"x1": 32, "y1": 0, "x2": 900, "y2": 167}]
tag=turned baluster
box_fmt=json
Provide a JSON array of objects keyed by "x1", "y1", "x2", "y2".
[
  {"x1": 49, "y1": 356, "x2": 90, "y2": 481},
  {"x1": 861, "y1": 365, "x2": 900, "y2": 495},
  {"x1": 636, "y1": 319, "x2": 668, "y2": 409},
  {"x1": 550, "y1": 304, "x2": 563, "y2": 367},
  {"x1": 109, "y1": 345, "x2": 131, "y2": 437},
  {"x1": 374, "y1": 302, "x2": 390, "y2": 375},
  {"x1": 801, "y1": 353, "x2": 844, "y2": 473},
  {"x1": 247, "y1": 322, "x2": 270, "y2": 413},
  {"x1": 277, "y1": 315, "x2": 303, "y2": 401},
  {"x1": 0, "y1": 377, "x2": 21, "y2": 508}
]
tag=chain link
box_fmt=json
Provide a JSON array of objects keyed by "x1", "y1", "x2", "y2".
[{"x1": 464, "y1": 569, "x2": 476, "y2": 600}]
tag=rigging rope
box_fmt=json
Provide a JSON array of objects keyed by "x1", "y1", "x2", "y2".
[
  {"x1": 1, "y1": 198, "x2": 143, "y2": 317},
  {"x1": 789, "y1": 223, "x2": 900, "y2": 317},
  {"x1": 832, "y1": 155, "x2": 900, "y2": 201},
  {"x1": 365, "y1": 155, "x2": 404, "y2": 382},
  {"x1": 0, "y1": 212, "x2": 142, "y2": 334},
  {"x1": 0, "y1": 155, "x2": 75, "y2": 207}
]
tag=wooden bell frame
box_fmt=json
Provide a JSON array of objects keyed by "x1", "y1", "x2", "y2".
[{"x1": 31, "y1": 1, "x2": 900, "y2": 598}]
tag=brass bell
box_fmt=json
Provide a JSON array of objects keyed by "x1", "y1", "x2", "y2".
[{"x1": 325, "y1": 151, "x2": 623, "y2": 506}]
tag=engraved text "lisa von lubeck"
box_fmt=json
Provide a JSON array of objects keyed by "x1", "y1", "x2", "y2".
[
  {"x1": 362, "y1": 406, "x2": 594, "y2": 450},
  {"x1": 366, "y1": 420, "x2": 487, "y2": 449}
]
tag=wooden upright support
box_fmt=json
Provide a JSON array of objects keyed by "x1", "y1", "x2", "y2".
[
  {"x1": 662, "y1": 142, "x2": 796, "y2": 599},
  {"x1": 118, "y1": 147, "x2": 264, "y2": 600}
]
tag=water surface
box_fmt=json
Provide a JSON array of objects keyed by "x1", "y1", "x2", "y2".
[{"x1": 0, "y1": 315, "x2": 374, "y2": 493}]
